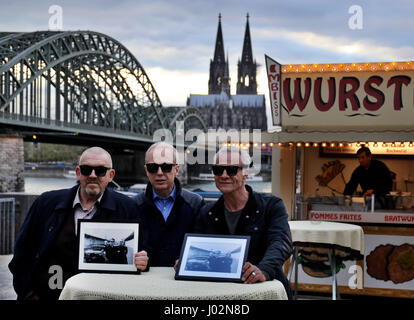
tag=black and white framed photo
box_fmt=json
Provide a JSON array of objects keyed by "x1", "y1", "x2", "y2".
[
  {"x1": 77, "y1": 220, "x2": 139, "y2": 273},
  {"x1": 175, "y1": 234, "x2": 250, "y2": 282}
]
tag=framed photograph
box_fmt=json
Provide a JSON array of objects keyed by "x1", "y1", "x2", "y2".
[
  {"x1": 77, "y1": 220, "x2": 139, "y2": 273},
  {"x1": 175, "y1": 233, "x2": 250, "y2": 282}
]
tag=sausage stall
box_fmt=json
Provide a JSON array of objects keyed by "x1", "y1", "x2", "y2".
[{"x1": 264, "y1": 56, "x2": 414, "y2": 298}]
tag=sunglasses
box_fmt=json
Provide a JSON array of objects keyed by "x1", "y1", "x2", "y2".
[
  {"x1": 212, "y1": 165, "x2": 243, "y2": 177},
  {"x1": 79, "y1": 165, "x2": 111, "y2": 177},
  {"x1": 146, "y1": 163, "x2": 176, "y2": 174}
]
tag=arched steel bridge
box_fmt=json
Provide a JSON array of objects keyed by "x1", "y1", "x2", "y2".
[{"x1": 0, "y1": 31, "x2": 207, "y2": 143}]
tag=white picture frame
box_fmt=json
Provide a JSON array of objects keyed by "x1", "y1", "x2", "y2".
[
  {"x1": 77, "y1": 220, "x2": 139, "y2": 273},
  {"x1": 175, "y1": 233, "x2": 250, "y2": 282}
]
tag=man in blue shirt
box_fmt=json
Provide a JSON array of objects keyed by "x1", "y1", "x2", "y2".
[
  {"x1": 153, "y1": 182, "x2": 176, "y2": 222},
  {"x1": 134, "y1": 142, "x2": 204, "y2": 267}
]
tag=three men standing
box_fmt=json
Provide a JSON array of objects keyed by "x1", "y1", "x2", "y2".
[{"x1": 10, "y1": 143, "x2": 293, "y2": 300}]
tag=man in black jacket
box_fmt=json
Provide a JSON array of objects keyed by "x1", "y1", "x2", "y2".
[
  {"x1": 344, "y1": 146, "x2": 392, "y2": 208},
  {"x1": 194, "y1": 146, "x2": 293, "y2": 299},
  {"x1": 9, "y1": 147, "x2": 148, "y2": 300},
  {"x1": 133, "y1": 142, "x2": 204, "y2": 267}
]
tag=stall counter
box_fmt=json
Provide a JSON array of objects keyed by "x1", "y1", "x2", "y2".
[{"x1": 289, "y1": 200, "x2": 414, "y2": 298}]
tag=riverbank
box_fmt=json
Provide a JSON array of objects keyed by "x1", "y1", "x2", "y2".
[{"x1": 24, "y1": 163, "x2": 76, "y2": 178}]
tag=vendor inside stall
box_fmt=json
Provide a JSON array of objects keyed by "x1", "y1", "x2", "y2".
[{"x1": 343, "y1": 146, "x2": 393, "y2": 209}]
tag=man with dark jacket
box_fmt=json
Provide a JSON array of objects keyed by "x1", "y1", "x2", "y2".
[
  {"x1": 344, "y1": 146, "x2": 392, "y2": 208},
  {"x1": 8, "y1": 147, "x2": 148, "y2": 300},
  {"x1": 194, "y1": 146, "x2": 293, "y2": 299},
  {"x1": 134, "y1": 142, "x2": 204, "y2": 267}
]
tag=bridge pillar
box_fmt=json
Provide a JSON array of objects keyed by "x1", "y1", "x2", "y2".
[
  {"x1": 111, "y1": 150, "x2": 148, "y2": 187},
  {"x1": 0, "y1": 135, "x2": 25, "y2": 192}
]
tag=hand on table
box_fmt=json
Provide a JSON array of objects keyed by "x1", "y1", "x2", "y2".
[
  {"x1": 134, "y1": 250, "x2": 149, "y2": 271},
  {"x1": 174, "y1": 259, "x2": 179, "y2": 271},
  {"x1": 241, "y1": 262, "x2": 266, "y2": 284}
]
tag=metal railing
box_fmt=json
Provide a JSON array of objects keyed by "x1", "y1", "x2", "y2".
[{"x1": 0, "y1": 198, "x2": 15, "y2": 254}]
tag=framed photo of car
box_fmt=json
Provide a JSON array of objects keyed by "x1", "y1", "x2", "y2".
[
  {"x1": 175, "y1": 233, "x2": 250, "y2": 282},
  {"x1": 77, "y1": 220, "x2": 139, "y2": 273}
]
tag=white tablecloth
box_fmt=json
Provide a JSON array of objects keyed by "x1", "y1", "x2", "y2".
[
  {"x1": 288, "y1": 221, "x2": 364, "y2": 255},
  {"x1": 59, "y1": 267, "x2": 287, "y2": 300}
]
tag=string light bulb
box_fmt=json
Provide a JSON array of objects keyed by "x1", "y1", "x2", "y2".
[{"x1": 281, "y1": 61, "x2": 414, "y2": 73}]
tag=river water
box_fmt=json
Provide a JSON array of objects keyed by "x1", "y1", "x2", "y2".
[{"x1": 24, "y1": 177, "x2": 272, "y2": 195}]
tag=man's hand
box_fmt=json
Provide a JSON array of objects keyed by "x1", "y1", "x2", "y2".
[
  {"x1": 241, "y1": 262, "x2": 266, "y2": 284},
  {"x1": 174, "y1": 259, "x2": 179, "y2": 271},
  {"x1": 134, "y1": 250, "x2": 149, "y2": 271}
]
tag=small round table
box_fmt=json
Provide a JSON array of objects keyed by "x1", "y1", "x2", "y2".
[
  {"x1": 59, "y1": 267, "x2": 288, "y2": 300},
  {"x1": 287, "y1": 221, "x2": 364, "y2": 300}
]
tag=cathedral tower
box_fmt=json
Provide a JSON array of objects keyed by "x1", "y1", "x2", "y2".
[{"x1": 208, "y1": 14, "x2": 230, "y2": 96}]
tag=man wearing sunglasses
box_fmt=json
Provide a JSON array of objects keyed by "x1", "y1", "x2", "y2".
[
  {"x1": 9, "y1": 147, "x2": 148, "y2": 300},
  {"x1": 194, "y1": 146, "x2": 293, "y2": 299},
  {"x1": 134, "y1": 142, "x2": 204, "y2": 267}
]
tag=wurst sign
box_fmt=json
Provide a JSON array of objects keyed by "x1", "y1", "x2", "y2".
[{"x1": 265, "y1": 56, "x2": 414, "y2": 130}]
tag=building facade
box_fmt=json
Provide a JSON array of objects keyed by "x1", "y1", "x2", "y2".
[{"x1": 187, "y1": 14, "x2": 267, "y2": 131}]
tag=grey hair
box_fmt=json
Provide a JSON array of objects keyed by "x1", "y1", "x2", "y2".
[
  {"x1": 213, "y1": 146, "x2": 251, "y2": 173},
  {"x1": 79, "y1": 147, "x2": 113, "y2": 168},
  {"x1": 145, "y1": 141, "x2": 180, "y2": 164}
]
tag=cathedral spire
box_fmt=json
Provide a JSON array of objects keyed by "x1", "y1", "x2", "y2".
[
  {"x1": 237, "y1": 13, "x2": 257, "y2": 94},
  {"x1": 241, "y1": 13, "x2": 253, "y2": 64},
  {"x1": 209, "y1": 14, "x2": 230, "y2": 95},
  {"x1": 213, "y1": 13, "x2": 225, "y2": 64}
]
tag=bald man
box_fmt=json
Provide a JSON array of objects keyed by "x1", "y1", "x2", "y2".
[{"x1": 9, "y1": 147, "x2": 148, "y2": 300}]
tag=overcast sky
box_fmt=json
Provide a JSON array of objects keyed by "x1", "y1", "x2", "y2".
[{"x1": 1, "y1": 0, "x2": 413, "y2": 106}]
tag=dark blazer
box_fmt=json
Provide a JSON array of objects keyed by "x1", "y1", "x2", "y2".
[
  {"x1": 8, "y1": 185, "x2": 142, "y2": 300},
  {"x1": 195, "y1": 185, "x2": 293, "y2": 299},
  {"x1": 133, "y1": 178, "x2": 204, "y2": 267}
]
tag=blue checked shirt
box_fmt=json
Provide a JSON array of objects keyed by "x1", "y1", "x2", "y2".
[{"x1": 152, "y1": 185, "x2": 176, "y2": 222}]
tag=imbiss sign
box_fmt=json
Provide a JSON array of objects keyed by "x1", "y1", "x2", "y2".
[{"x1": 265, "y1": 55, "x2": 414, "y2": 130}]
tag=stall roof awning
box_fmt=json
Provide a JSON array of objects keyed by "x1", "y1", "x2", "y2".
[{"x1": 262, "y1": 129, "x2": 414, "y2": 143}]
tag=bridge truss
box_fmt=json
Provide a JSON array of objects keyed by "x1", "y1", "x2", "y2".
[{"x1": 0, "y1": 31, "x2": 207, "y2": 141}]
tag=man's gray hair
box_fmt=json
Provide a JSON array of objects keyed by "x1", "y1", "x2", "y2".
[
  {"x1": 145, "y1": 141, "x2": 180, "y2": 164},
  {"x1": 213, "y1": 146, "x2": 251, "y2": 173},
  {"x1": 79, "y1": 146, "x2": 113, "y2": 168}
]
